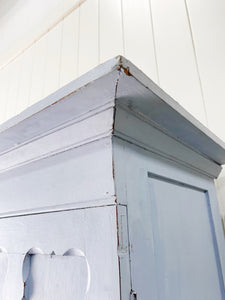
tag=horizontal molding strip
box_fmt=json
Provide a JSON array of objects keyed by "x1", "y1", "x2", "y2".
[
  {"x1": 114, "y1": 106, "x2": 221, "y2": 178},
  {"x1": 0, "y1": 101, "x2": 114, "y2": 156},
  {"x1": 0, "y1": 108, "x2": 114, "y2": 174},
  {"x1": 0, "y1": 196, "x2": 117, "y2": 220}
]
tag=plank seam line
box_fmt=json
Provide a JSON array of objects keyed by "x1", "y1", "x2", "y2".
[
  {"x1": 184, "y1": 0, "x2": 209, "y2": 127},
  {"x1": 148, "y1": 0, "x2": 160, "y2": 85},
  {"x1": 0, "y1": 0, "x2": 87, "y2": 71}
]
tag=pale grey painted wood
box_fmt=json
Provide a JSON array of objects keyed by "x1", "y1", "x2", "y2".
[
  {"x1": 0, "y1": 108, "x2": 114, "y2": 173},
  {"x1": 146, "y1": 175, "x2": 222, "y2": 299},
  {"x1": 0, "y1": 57, "x2": 224, "y2": 299},
  {"x1": 0, "y1": 56, "x2": 225, "y2": 166},
  {"x1": 114, "y1": 107, "x2": 221, "y2": 178},
  {"x1": 24, "y1": 253, "x2": 88, "y2": 300},
  {"x1": 117, "y1": 204, "x2": 132, "y2": 300},
  {"x1": 113, "y1": 137, "x2": 225, "y2": 299},
  {"x1": 0, "y1": 206, "x2": 120, "y2": 300},
  {"x1": 116, "y1": 57, "x2": 225, "y2": 165},
  {"x1": 0, "y1": 137, "x2": 115, "y2": 215},
  {"x1": 0, "y1": 57, "x2": 119, "y2": 154}
]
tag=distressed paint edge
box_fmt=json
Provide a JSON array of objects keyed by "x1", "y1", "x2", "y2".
[{"x1": 0, "y1": 56, "x2": 121, "y2": 134}]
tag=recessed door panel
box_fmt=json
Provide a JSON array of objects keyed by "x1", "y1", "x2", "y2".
[{"x1": 145, "y1": 173, "x2": 224, "y2": 300}]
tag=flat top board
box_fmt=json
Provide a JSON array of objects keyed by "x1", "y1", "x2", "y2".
[{"x1": 0, "y1": 56, "x2": 225, "y2": 166}]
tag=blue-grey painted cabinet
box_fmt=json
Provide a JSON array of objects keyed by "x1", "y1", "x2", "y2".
[{"x1": 0, "y1": 56, "x2": 224, "y2": 300}]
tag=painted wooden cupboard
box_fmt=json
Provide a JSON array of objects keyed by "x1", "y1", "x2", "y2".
[{"x1": 0, "y1": 56, "x2": 225, "y2": 300}]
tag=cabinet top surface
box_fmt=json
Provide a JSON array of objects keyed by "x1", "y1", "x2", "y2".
[{"x1": 0, "y1": 55, "x2": 225, "y2": 165}]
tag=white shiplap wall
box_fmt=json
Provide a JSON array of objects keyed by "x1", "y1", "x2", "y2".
[{"x1": 0, "y1": 0, "x2": 225, "y2": 215}]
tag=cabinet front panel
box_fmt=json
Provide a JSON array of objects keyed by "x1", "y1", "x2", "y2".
[{"x1": 0, "y1": 206, "x2": 119, "y2": 300}]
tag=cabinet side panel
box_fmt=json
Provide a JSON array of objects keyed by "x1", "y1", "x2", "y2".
[{"x1": 113, "y1": 136, "x2": 225, "y2": 300}]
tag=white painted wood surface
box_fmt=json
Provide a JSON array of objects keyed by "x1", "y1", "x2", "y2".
[
  {"x1": 122, "y1": 0, "x2": 158, "y2": 82},
  {"x1": 150, "y1": 0, "x2": 207, "y2": 125},
  {"x1": 185, "y1": 0, "x2": 225, "y2": 141},
  {"x1": 16, "y1": 47, "x2": 34, "y2": 114},
  {"x1": 78, "y1": 0, "x2": 98, "y2": 76},
  {"x1": 60, "y1": 9, "x2": 79, "y2": 87},
  {"x1": 4, "y1": 57, "x2": 21, "y2": 121},
  {"x1": 43, "y1": 22, "x2": 62, "y2": 97},
  {"x1": 99, "y1": 0, "x2": 124, "y2": 63},
  {"x1": 29, "y1": 36, "x2": 47, "y2": 106}
]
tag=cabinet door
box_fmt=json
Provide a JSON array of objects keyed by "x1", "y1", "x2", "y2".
[
  {"x1": 114, "y1": 138, "x2": 225, "y2": 300},
  {"x1": 0, "y1": 206, "x2": 120, "y2": 300},
  {"x1": 144, "y1": 172, "x2": 224, "y2": 300}
]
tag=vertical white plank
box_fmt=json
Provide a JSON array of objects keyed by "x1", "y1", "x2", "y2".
[
  {"x1": 150, "y1": 0, "x2": 207, "y2": 125},
  {"x1": 99, "y1": 0, "x2": 124, "y2": 63},
  {"x1": 60, "y1": 9, "x2": 79, "y2": 87},
  {"x1": 29, "y1": 35, "x2": 47, "y2": 106},
  {"x1": 43, "y1": 22, "x2": 63, "y2": 98},
  {"x1": 186, "y1": 0, "x2": 225, "y2": 141},
  {"x1": 16, "y1": 47, "x2": 34, "y2": 114},
  {"x1": 122, "y1": 0, "x2": 158, "y2": 82},
  {"x1": 5, "y1": 57, "x2": 21, "y2": 121},
  {"x1": 78, "y1": 0, "x2": 99, "y2": 76},
  {"x1": 0, "y1": 67, "x2": 9, "y2": 124}
]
